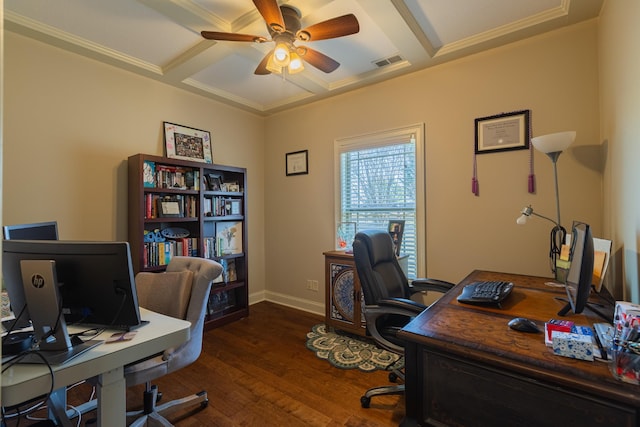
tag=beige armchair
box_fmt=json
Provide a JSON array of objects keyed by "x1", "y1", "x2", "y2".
[{"x1": 125, "y1": 256, "x2": 222, "y2": 426}]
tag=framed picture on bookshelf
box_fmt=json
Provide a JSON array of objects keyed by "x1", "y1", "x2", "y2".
[
  {"x1": 229, "y1": 200, "x2": 242, "y2": 215},
  {"x1": 215, "y1": 221, "x2": 243, "y2": 255},
  {"x1": 158, "y1": 196, "x2": 184, "y2": 218},
  {"x1": 164, "y1": 122, "x2": 213, "y2": 163},
  {"x1": 205, "y1": 174, "x2": 222, "y2": 191},
  {"x1": 224, "y1": 182, "x2": 240, "y2": 192}
]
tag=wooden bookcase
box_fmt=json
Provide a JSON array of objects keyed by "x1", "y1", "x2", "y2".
[{"x1": 128, "y1": 153, "x2": 248, "y2": 329}]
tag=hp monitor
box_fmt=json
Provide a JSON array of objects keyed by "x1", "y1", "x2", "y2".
[{"x1": 3, "y1": 240, "x2": 144, "y2": 331}]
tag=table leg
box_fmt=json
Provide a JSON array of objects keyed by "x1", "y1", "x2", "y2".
[
  {"x1": 47, "y1": 388, "x2": 73, "y2": 427},
  {"x1": 96, "y1": 366, "x2": 125, "y2": 427}
]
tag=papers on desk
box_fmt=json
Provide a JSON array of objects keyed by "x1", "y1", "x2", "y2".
[
  {"x1": 562, "y1": 234, "x2": 612, "y2": 292},
  {"x1": 592, "y1": 237, "x2": 612, "y2": 292}
]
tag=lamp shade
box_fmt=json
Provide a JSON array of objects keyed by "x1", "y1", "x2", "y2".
[
  {"x1": 288, "y1": 51, "x2": 304, "y2": 74},
  {"x1": 273, "y1": 43, "x2": 290, "y2": 67},
  {"x1": 531, "y1": 131, "x2": 576, "y2": 154}
]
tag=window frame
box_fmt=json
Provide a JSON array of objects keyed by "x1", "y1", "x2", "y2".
[{"x1": 334, "y1": 123, "x2": 426, "y2": 277}]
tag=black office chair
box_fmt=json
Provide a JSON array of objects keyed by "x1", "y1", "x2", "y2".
[{"x1": 353, "y1": 229, "x2": 454, "y2": 408}]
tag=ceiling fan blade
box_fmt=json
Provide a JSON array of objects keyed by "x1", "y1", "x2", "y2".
[
  {"x1": 253, "y1": 0, "x2": 285, "y2": 31},
  {"x1": 201, "y1": 31, "x2": 267, "y2": 43},
  {"x1": 254, "y1": 51, "x2": 273, "y2": 75},
  {"x1": 297, "y1": 14, "x2": 359, "y2": 41},
  {"x1": 299, "y1": 47, "x2": 340, "y2": 73}
]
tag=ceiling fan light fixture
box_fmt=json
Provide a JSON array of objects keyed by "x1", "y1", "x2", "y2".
[
  {"x1": 288, "y1": 51, "x2": 304, "y2": 74},
  {"x1": 266, "y1": 54, "x2": 282, "y2": 74},
  {"x1": 273, "y1": 42, "x2": 291, "y2": 67}
]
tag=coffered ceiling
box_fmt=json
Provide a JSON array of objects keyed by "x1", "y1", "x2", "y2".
[{"x1": 4, "y1": 0, "x2": 603, "y2": 116}]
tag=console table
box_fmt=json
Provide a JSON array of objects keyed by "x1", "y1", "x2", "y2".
[
  {"x1": 399, "y1": 270, "x2": 638, "y2": 427},
  {"x1": 323, "y1": 251, "x2": 409, "y2": 337}
]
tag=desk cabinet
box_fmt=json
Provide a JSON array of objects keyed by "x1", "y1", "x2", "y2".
[
  {"x1": 323, "y1": 251, "x2": 408, "y2": 337},
  {"x1": 323, "y1": 251, "x2": 366, "y2": 336}
]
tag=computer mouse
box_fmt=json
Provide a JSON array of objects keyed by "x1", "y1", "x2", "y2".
[{"x1": 508, "y1": 317, "x2": 541, "y2": 333}]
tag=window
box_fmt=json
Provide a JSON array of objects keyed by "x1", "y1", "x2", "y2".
[{"x1": 335, "y1": 124, "x2": 426, "y2": 278}]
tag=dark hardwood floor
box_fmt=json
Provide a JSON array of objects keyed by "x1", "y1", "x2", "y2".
[{"x1": 13, "y1": 301, "x2": 405, "y2": 426}]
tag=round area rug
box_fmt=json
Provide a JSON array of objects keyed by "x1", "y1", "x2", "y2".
[{"x1": 305, "y1": 323, "x2": 404, "y2": 372}]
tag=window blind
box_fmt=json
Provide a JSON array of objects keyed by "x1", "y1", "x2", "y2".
[{"x1": 339, "y1": 138, "x2": 418, "y2": 277}]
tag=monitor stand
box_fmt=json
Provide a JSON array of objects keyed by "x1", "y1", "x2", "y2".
[
  {"x1": 18, "y1": 338, "x2": 102, "y2": 365},
  {"x1": 19, "y1": 260, "x2": 103, "y2": 365},
  {"x1": 555, "y1": 293, "x2": 614, "y2": 323}
]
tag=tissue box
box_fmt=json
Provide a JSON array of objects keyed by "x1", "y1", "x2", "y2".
[
  {"x1": 571, "y1": 325, "x2": 602, "y2": 359},
  {"x1": 545, "y1": 319, "x2": 574, "y2": 346},
  {"x1": 552, "y1": 331, "x2": 594, "y2": 361}
]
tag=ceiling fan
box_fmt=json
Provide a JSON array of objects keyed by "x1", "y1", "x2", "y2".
[{"x1": 201, "y1": 0, "x2": 359, "y2": 75}]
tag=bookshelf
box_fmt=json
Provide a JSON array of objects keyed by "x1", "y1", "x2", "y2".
[{"x1": 128, "y1": 153, "x2": 248, "y2": 329}]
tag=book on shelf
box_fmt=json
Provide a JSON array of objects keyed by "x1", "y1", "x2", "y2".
[
  {"x1": 213, "y1": 258, "x2": 226, "y2": 284},
  {"x1": 203, "y1": 196, "x2": 242, "y2": 217},
  {"x1": 146, "y1": 163, "x2": 199, "y2": 190},
  {"x1": 227, "y1": 259, "x2": 237, "y2": 282},
  {"x1": 143, "y1": 161, "x2": 155, "y2": 188},
  {"x1": 143, "y1": 238, "x2": 198, "y2": 268},
  {"x1": 207, "y1": 290, "x2": 236, "y2": 315},
  {"x1": 213, "y1": 258, "x2": 237, "y2": 284}
]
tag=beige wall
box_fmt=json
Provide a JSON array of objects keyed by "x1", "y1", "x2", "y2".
[
  {"x1": 3, "y1": 31, "x2": 267, "y2": 298},
  {"x1": 264, "y1": 21, "x2": 602, "y2": 313},
  {"x1": 5, "y1": 15, "x2": 625, "y2": 315},
  {"x1": 599, "y1": 0, "x2": 640, "y2": 302}
]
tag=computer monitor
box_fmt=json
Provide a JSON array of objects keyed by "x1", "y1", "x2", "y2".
[
  {"x1": 2, "y1": 240, "x2": 144, "y2": 331},
  {"x1": 18, "y1": 259, "x2": 103, "y2": 364},
  {"x1": 3, "y1": 221, "x2": 59, "y2": 240},
  {"x1": 558, "y1": 221, "x2": 594, "y2": 316}
]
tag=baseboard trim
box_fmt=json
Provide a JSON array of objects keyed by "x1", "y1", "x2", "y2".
[{"x1": 248, "y1": 290, "x2": 324, "y2": 317}]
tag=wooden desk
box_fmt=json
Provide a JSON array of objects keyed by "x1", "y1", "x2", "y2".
[
  {"x1": 1, "y1": 308, "x2": 190, "y2": 426},
  {"x1": 399, "y1": 270, "x2": 638, "y2": 427}
]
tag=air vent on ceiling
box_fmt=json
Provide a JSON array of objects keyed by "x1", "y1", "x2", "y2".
[{"x1": 373, "y1": 55, "x2": 404, "y2": 68}]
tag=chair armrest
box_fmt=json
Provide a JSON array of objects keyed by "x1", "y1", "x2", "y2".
[
  {"x1": 376, "y1": 297, "x2": 426, "y2": 315},
  {"x1": 363, "y1": 298, "x2": 426, "y2": 354},
  {"x1": 409, "y1": 278, "x2": 455, "y2": 294}
]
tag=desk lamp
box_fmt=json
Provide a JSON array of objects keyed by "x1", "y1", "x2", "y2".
[{"x1": 517, "y1": 131, "x2": 576, "y2": 275}]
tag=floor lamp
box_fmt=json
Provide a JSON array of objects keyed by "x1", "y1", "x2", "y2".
[{"x1": 517, "y1": 131, "x2": 576, "y2": 276}]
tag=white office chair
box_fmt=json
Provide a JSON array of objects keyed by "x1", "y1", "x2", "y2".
[{"x1": 125, "y1": 256, "x2": 222, "y2": 426}]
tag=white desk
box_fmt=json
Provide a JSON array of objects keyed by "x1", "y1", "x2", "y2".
[{"x1": 1, "y1": 308, "x2": 190, "y2": 426}]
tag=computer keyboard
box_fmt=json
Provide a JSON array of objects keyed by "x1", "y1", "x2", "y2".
[{"x1": 457, "y1": 280, "x2": 514, "y2": 307}]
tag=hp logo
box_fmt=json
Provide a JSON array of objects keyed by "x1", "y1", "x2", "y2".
[{"x1": 31, "y1": 274, "x2": 46, "y2": 289}]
